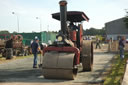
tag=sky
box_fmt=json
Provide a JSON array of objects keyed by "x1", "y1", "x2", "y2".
[{"x1": 0, "y1": 0, "x2": 128, "y2": 33}]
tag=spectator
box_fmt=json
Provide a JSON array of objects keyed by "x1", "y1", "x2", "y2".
[
  {"x1": 95, "y1": 38, "x2": 101, "y2": 49},
  {"x1": 31, "y1": 37, "x2": 40, "y2": 68},
  {"x1": 40, "y1": 43, "x2": 47, "y2": 55},
  {"x1": 119, "y1": 36, "x2": 126, "y2": 59},
  {"x1": 30, "y1": 40, "x2": 33, "y2": 44},
  {"x1": 40, "y1": 43, "x2": 47, "y2": 50}
]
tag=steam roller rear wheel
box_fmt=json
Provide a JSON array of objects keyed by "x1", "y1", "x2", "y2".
[
  {"x1": 82, "y1": 40, "x2": 93, "y2": 71},
  {"x1": 42, "y1": 51, "x2": 77, "y2": 80}
]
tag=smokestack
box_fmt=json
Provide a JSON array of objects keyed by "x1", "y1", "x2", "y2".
[{"x1": 59, "y1": 0, "x2": 67, "y2": 35}]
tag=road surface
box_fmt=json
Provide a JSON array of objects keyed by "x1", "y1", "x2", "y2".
[{"x1": 0, "y1": 44, "x2": 115, "y2": 85}]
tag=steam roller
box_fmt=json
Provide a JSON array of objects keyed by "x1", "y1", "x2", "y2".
[{"x1": 42, "y1": 0, "x2": 93, "y2": 80}]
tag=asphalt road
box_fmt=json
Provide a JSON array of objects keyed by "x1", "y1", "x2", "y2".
[{"x1": 0, "y1": 45, "x2": 115, "y2": 85}]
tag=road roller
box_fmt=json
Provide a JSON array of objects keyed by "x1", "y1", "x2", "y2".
[{"x1": 42, "y1": 0, "x2": 93, "y2": 80}]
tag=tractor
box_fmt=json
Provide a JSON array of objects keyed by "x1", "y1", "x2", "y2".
[
  {"x1": 0, "y1": 39, "x2": 5, "y2": 53},
  {"x1": 2, "y1": 34, "x2": 29, "y2": 58},
  {"x1": 42, "y1": 0, "x2": 93, "y2": 79}
]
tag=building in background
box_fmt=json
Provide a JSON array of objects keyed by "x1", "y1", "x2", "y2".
[{"x1": 105, "y1": 17, "x2": 128, "y2": 40}]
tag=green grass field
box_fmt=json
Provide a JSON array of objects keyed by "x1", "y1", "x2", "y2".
[{"x1": 104, "y1": 53, "x2": 128, "y2": 85}]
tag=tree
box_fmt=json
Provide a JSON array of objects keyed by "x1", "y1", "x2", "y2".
[
  {"x1": 83, "y1": 27, "x2": 106, "y2": 36},
  {"x1": 13, "y1": 31, "x2": 18, "y2": 33},
  {"x1": 124, "y1": 9, "x2": 128, "y2": 29},
  {"x1": 124, "y1": 16, "x2": 128, "y2": 29},
  {"x1": 0, "y1": 30, "x2": 10, "y2": 34}
]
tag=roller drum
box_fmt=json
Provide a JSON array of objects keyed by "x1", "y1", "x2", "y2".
[
  {"x1": 81, "y1": 40, "x2": 93, "y2": 71},
  {"x1": 42, "y1": 51, "x2": 77, "y2": 79}
]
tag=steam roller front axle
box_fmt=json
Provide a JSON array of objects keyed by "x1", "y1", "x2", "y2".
[{"x1": 42, "y1": 51, "x2": 77, "y2": 79}]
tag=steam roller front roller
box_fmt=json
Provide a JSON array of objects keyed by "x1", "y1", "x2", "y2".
[
  {"x1": 82, "y1": 40, "x2": 93, "y2": 71},
  {"x1": 42, "y1": 51, "x2": 77, "y2": 79}
]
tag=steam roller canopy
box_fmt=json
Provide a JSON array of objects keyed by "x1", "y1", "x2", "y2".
[{"x1": 42, "y1": 51, "x2": 77, "y2": 79}]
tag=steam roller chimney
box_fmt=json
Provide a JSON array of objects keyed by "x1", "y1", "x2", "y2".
[{"x1": 59, "y1": 0, "x2": 67, "y2": 35}]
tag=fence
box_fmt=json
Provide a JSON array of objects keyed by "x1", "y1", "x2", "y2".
[{"x1": 19, "y1": 32, "x2": 56, "y2": 46}]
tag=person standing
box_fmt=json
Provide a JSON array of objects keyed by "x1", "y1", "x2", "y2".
[
  {"x1": 119, "y1": 36, "x2": 126, "y2": 59},
  {"x1": 95, "y1": 38, "x2": 101, "y2": 49},
  {"x1": 31, "y1": 37, "x2": 40, "y2": 68}
]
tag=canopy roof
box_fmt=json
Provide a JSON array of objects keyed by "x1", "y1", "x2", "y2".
[{"x1": 52, "y1": 11, "x2": 89, "y2": 22}]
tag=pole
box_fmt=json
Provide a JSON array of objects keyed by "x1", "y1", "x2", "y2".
[
  {"x1": 17, "y1": 15, "x2": 19, "y2": 33},
  {"x1": 12, "y1": 12, "x2": 19, "y2": 33},
  {"x1": 36, "y1": 17, "x2": 42, "y2": 32},
  {"x1": 47, "y1": 25, "x2": 49, "y2": 32},
  {"x1": 40, "y1": 19, "x2": 42, "y2": 32}
]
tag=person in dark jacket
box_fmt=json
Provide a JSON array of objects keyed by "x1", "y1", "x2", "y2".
[
  {"x1": 119, "y1": 36, "x2": 126, "y2": 59},
  {"x1": 95, "y1": 38, "x2": 101, "y2": 49},
  {"x1": 5, "y1": 39, "x2": 13, "y2": 48},
  {"x1": 31, "y1": 37, "x2": 40, "y2": 68}
]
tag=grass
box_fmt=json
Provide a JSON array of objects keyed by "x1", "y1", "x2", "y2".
[{"x1": 104, "y1": 53, "x2": 128, "y2": 85}]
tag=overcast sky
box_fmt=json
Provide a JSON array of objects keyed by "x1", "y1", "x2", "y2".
[{"x1": 0, "y1": 0, "x2": 127, "y2": 33}]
